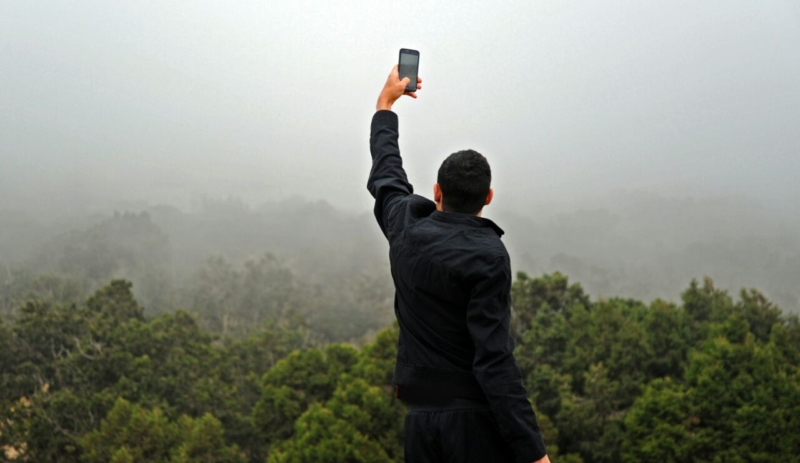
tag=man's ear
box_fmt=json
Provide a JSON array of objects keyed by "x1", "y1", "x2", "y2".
[
  {"x1": 434, "y1": 183, "x2": 443, "y2": 204},
  {"x1": 484, "y1": 188, "x2": 494, "y2": 206}
]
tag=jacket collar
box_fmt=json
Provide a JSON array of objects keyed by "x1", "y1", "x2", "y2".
[{"x1": 430, "y1": 211, "x2": 505, "y2": 237}]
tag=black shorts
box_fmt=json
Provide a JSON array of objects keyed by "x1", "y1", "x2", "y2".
[{"x1": 400, "y1": 394, "x2": 515, "y2": 463}]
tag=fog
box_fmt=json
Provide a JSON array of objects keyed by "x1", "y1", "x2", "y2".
[{"x1": 2, "y1": 1, "x2": 799, "y2": 317}]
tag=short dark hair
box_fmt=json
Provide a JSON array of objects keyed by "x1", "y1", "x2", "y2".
[{"x1": 437, "y1": 149, "x2": 491, "y2": 214}]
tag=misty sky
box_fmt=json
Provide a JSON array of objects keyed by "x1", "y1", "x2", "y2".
[{"x1": 1, "y1": 1, "x2": 798, "y2": 216}]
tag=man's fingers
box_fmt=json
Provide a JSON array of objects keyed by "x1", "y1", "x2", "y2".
[
  {"x1": 404, "y1": 91, "x2": 417, "y2": 99},
  {"x1": 417, "y1": 77, "x2": 423, "y2": 83}
]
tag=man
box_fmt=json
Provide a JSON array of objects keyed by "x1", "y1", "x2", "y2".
[{"x1": 367, "y1": 65, "x2": 550, "y2": 463}]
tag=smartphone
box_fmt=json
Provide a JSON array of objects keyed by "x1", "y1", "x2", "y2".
[{"x1": 398, "y1": 49, "x2": 420, "y2": 93}]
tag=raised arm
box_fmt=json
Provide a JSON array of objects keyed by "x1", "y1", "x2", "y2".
[
  {"x1": 367, "y1": 66, "x2": 422, "y2": 237},
  {"x1": 466, "y1": 256, "x2": 549, "y2": 463}
]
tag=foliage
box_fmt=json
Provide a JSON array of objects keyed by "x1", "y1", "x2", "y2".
[
  {"x1": 80, "y1": 397, "x2": 244, "y2": 463},
  {"x1": 0, "y1": 280, "x2": 306, "y2": 462},
  {"x1": 622, "y1": 323, "x2": 800, "y2": 462},
  {"x1": 2, "y1": 272, "x2": 799, "y2": 462},
  {"x1": 512, "y1": 273, "x2": 800, "y2": 463},
  {"x1": 262, "y1": 325, "x2": 404, "y2": 462}
]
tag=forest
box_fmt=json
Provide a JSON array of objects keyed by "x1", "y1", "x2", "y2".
[
  {"x1": 2, "y1": 195, "x2": 798, "y2": 323},
  {"x1": 2, "y1": 261, "x2": 799, "y2": 461},
  {"x1": 1, "y1": 199, "x2": 799, "y2": 462}
]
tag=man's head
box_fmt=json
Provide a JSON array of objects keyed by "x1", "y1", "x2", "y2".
[{"x1": 434, "y1": 149, "x2": 494, "y2": 216}]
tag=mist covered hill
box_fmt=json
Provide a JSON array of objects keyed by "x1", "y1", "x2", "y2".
[
  {"x1": 1, "y1": 192, "x2": 798, "y2": 328},
  {"x1": 499, "y1": 191, "x2": 800, "y2": 312}
]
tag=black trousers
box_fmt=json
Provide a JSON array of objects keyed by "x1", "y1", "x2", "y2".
[{"x1": 401, "y1": 395, "x2": 515, "y2": 463}]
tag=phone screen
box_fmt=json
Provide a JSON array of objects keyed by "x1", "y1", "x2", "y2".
[{"x1": 399, "y1": 52, "x2": 419, "y2": 92}]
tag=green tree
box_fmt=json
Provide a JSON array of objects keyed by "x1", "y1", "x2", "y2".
[
  {"x1": 511, "y1": 271, "x2": 590, "y2": 339},
  {"x1": 623, "y1": 316, "x2": 800, "y2": 462},
  {"x1": 253, "y1": 344, "x2": 359, "y2": 444},
  {"x1": 80, "y1": 397, "x2": 244, "y2": 463},
  {"x1": 265, "y1": 326, "x2": 405, "y2": 462},
  {"x1": 2, "y1": 280, "x2": 303, "y2": 462}
]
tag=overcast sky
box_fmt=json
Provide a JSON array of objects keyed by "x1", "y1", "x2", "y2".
[{"x1": 1, "y1": 1, "x2": 798, "y2": 216}]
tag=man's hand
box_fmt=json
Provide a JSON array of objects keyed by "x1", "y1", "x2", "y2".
[
  {"x1": 376, "y1": 65, "x2": 422, "y2": 111},
  {"x1": 533, "y1": 456, "x2": 551, "y2": 463}
]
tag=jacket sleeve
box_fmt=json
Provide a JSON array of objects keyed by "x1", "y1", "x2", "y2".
[
  {"x1": 367, "y1": 110, "x2": 413, "y2": 237},
  {"x1": 466, "y1": 255, "x2": 547, "y2": 463}
]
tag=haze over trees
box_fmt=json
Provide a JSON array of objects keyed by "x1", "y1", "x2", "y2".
[
  {"x1": 2, "y1": 193, "x2": 798, "y2": 462},
  {"x1": 1, "y1": 196, "x2": 799, "y2": 462},
  {"x1": 2, "y1": 194, "x2": 798, "y2": 324},
  {"x1": 0, "y1": 201, "x2": 800, "y2": 462},
  {"x1": 0, "y1": 195, "x2": 800, "y2": 320}
]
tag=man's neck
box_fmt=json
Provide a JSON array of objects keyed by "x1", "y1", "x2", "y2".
[{"x1": 436, "y1": 205, "x2": 484, "y2": 217}]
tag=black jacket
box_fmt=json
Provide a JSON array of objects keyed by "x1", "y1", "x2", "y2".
[{"x1": 367, "y1": 110, "x2": 547, "y2": 463}]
